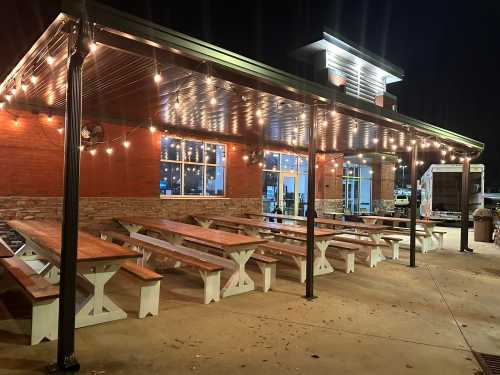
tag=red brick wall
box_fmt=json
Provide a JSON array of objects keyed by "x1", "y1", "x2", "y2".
[
  {"x1": 0, "y1": 110, "x2": 260, "y2": 199},
  {"x1": 372, "y1": 161, "x2": 396, "y2": 200}
]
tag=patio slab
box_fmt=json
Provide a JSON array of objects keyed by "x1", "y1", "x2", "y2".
[{"x1": 0, "y1": 227, "x2": 498, "y2": 374}]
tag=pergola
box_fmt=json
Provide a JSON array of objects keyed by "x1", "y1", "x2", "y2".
[{"x1": 0, "y1": 0, "x2": 484, "y2": 371}]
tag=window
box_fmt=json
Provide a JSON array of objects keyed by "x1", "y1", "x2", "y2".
[
  {"x1": 160, "y1": 136, "x2": 225, "y2": 197},
  {"x1": 261, "y1": 151, "x2": 308, "y2": 216}
]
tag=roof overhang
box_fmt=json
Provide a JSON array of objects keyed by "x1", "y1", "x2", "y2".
[{"x1": 0, "y1": 0, "x2": 484, "y2": 157}]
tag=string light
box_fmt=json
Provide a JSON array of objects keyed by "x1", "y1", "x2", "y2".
[
  {"x1": 89, "y1": 42, "x2": 98, "y2": 53},
  {"x1": 389, "y1": 136, "x2": 395, "y2": 143},
  {"x1": 30, "y1": 74, "x2": 38, "y2": 84},
  {"x1": 373, "y1": 138, "x2": 379, "y2": 144},
  {"x1": 47, "y1": 55, "x2": 54, "y2": 65},
  {"x1": 123, "y1": 139, "x2": 130, "y2": 148},
  {"x1": 149, "y1": 125, "x2": 156, "y2": 133},
  {"x1": 106, "y1": 147, "x2": 113, "y2": 155},
  {"x1": 406, "y1": 145, "x2": 412, "y2": 152},
  {"x1": 210, "y1": 97, "x2": 217, "y2": 106},
  {"x1": 21, "y1": 83, "x2": 28, "y2": 92},
  {"x1": 57, "y1": 128, "x2": 63, "y2": 134},
  {"x1": 90, "y1": 149, "x2": 97, "y2": 156},
  {"x1": 154, "y1": 72, "x2": 162, "y2": 83},
  {"x1": 391, "y1": 144, "x2": 397, "y2": 151}
]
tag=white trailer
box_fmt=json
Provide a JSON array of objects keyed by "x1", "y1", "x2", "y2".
[{"x1": 419, "y1": 164, "x2": 484, "y2": 222}]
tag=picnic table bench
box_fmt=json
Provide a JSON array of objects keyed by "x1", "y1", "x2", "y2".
[
  {"x1": 359, "y1": 216, "x2": 443, "y2": 253},
  {"x1": 7, "y1": 220, "x2": 140, "y2": 329},
  {"x1": 101, "y1": 231, "x2": 228, "y2": 304},
  {"x1": 0, "y1": 256, "x2": 59, "y2": 345},
  {"x1": 183, "y1": 237, "x2": 278, "y2": 292},
  {"x1": 116, "y1": 217, "x2": 266, "y2": 299},
  {"x1": 192, "y1": 215, "x2": 340, "y2": 279},
  {"x1": 0, "y1": 238, "x2": 13, "y2": 258}
]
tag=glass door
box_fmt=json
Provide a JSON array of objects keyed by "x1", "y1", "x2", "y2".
[{"x1": 280, "y1": 173, "x2": 297, "y2": 216}]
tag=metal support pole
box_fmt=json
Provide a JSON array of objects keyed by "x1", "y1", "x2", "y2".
[
  {"x1": 305, "y1": 104, "x2": 317, "y2": 300},
  {"x1": 409, "y1": 145, "x2": 418, "y2": 267},
  {"x1": 48, "y1": 8, "x2": 90, "y2": 373},
  {"x1": 460, "y1": 157, "x2": 472, "y2": 252}
]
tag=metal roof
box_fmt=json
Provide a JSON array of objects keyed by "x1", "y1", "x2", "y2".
[{"x1": 0, "y1": 0, "x2": 484, "y2": 156}]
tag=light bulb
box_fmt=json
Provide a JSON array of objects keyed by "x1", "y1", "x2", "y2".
[
  {"x1": 106, "y1": 147, "x2": 113, "y2": 155},
  {"x1": 433, "y1": 141, "x2": 441, "y2": 148},
  {"x1": 154, "y1": 73, "x2": 162, "y2": 83},
  {"x1": 149, "y1": 125, "x2": 156, "y2": 133},
  {"x1": 410, "y1": 139, "x2": 416, "y2": 145},
  {"x1": 90, "y1": 149, "x2": 97, "y2": 156},
  {"x1": 57, "y1": 128, "x2": 63, "y2": 134},
  {"x1": 459, "y1": 157, "x2": 464, "y2": 162},
  {"x1": 441, "y1": 150, "x2": 447, "y2": 156},
  {"x1": 448, "y1": 146, "x2": 453, "y2": 152},
  {"x1": 406, "y1": 145, "x2": 412, "y2": 152},
  {"x1": 373, "y1": 138, "x2": 379, "y2": 144},
  {"x1": 397, "y1": 158, "x2": 402, "y2": 163},
  {"x1": 450, "y1": 155, "x2": 456, "y2": 161},
  {"x1": 123, "y1": 140, "x2": 130, "y2": 148},
  {"x1": 392, "y1": 166, "x2": 397, "y2": 171},
  {"x1": 89, "y1": 42, "x2": 98, "y2": 53},
  {"x1": 358, "y1": 153, "x2": 363, "y2": 158},
  {"x1": 47, "y1": 55, "x2": 54, "y2": 65},
  {"x1": 210, "y1": 97, "x2": 217, "y2": 106},
  {"x1": 30, "y1": 75, "x2": 38, "y2": 84}
]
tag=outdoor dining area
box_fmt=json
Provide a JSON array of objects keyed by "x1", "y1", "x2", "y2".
[{"x1": 0, "y1": 1, "x2": 489, "y2": 373}]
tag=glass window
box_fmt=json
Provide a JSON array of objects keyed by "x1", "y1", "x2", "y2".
[
  {"x1": 161, "y1": 137, "x2": 182, "y2": 161},
  {"x1": 206, "y1": 166, "x2": 224, "y2": 196},
  {"x1": 280, "y1": 155, "x2": 297, "y2": 173},
  {"x1": 160, "y1": 136, "x2": 226, "y2": 197},
  {"x1": 184, "y1": 140, "x2": 204, "y2": 163},
  {"x1": 160, "y1": 161, "x2": 181, "y2": 195},
  {"x1": 205, "y1": 143, "x2": 225, "y2": 165},
  {"x1": 264, "y1": 152, "x2": 280, "y2": 170},
  {"x1": 184, "y1": 164, "x2": 204, "y2": 195},
  {"x1": 298, "y1": 156, "x2": 308, "y2": 175},
  {"x1": 262, "y1": 171, "x2": 280, "y2": 214}
]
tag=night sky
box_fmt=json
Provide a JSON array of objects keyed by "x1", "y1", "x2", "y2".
[{"x1": 1, "y1": 0, "x2": 499, "y2": 187}]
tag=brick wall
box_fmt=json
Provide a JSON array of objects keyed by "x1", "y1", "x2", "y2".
[{"x1": 372, "y1": 161, "x2": 396, "y2": 212}]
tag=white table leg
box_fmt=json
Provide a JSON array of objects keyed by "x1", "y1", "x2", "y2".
[
  {"x1": 75, "y1": 262, "x2": 127, "y2": 328},
  {"x1": 194, "y1": 218, "x2": 212, "y2": 229},
  {"x1": 119, "y1": 222, "x2": 144, "y2": 234},
  {"x1": 221, "y1": 249, "x2": 255, "y2": 298},
  {"x1": 241, "y1": 226, "x2": 261, "y2": 238},
  {"x1": 369, "y1": 232, "x2": 385, "y2": 263},
  {"x1": 313, "y1": 239, "x2": 334, "y2": 276}
]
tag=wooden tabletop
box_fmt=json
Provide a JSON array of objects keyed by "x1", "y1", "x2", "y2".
[
  {"x1": 117, "y1": 217, "x2": 267, "y2": 248},
  {"x1": 247, "y1": 212, "x2": 306, "y2": 222},
  {"x1": 361, "y1": 216, "x2": 439, "y2": 225},
  {"x1": 8, "y1": 220, "x2": 140, "y2": 263},
  {"x1": 203, "y1": 216, "x2": 339, "y2": 238},
  {"x1": 316, "y1": 218, "x2": 388, "y2": 232},
  {"x1": 0, "y1": 239, "x2": 13, "y2": 258}
]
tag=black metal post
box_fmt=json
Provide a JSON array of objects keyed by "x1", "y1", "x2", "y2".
[
  {"x1": 409, "y1": 145, "x2": 418, "y2": 267},
  {"x1": 49, "y1": 9, "x2": 90, "y2": 374},
  {"x1": 305, "y1": 104, "x2": 317, "y2": 299},
  {"x1": 460, "y1": 157, "x2": 472, "y2": 252}
]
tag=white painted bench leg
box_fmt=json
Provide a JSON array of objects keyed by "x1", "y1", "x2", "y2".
[
  {"x1": 199, "y1": 270, "x2": 220, "y2": 304},
  {"x1": 340, "y1": 250, "x2": 355, "y2": 273},
  {"x1": 313, "y1": 240, "x2": 334, "y2": 276},
  {"x1": 292, "y1": 256, "x2": 307, "y2": 283},
  {"x1": 367, "y1": 248, "x2": 377, "y2": 268},
  {"x1": 392, "y1": 241, "x2": 400, "y2": 260},
  {"x1": 433, "y1": 233, "x2": 443, "y2": 250},
  {"x1": 139, "y1": 280, "x2": 160, "y2": 318},
  {"x1": 31, "y1": 298, "x2": 59, "y2": 345},
  {"x1": 256, "y1": 262, "x2": 276, "y2": 292}
]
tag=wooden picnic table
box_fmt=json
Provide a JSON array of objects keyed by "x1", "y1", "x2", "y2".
[
  {"x1": 116, "y1": 217, "x2": 266, "y2": 298},
  {"x1": 359, "y1": 215, "x2": 441, "y2": 252},
  {"x1": 0, "y1": 238, "x2": 13, "y2": 258},
  {"x1": 246, "y1": 212, "x2": 306, "y2": 224},
  {"x1": 193, "y1": 215, "x2": 340, "y2": 278},
  {"x1": 7, "y1": 220, "x2": 140, "y2": 328}
]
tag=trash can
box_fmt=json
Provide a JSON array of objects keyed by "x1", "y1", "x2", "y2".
[{"x1": 473, "y1": 208, "x2": 494, "y2": 242}]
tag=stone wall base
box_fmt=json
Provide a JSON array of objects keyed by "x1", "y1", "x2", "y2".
[
  {"x1": 315, "y1": 199, "x2": 344, "y2": 216},
  {"x1": 372, "y1": 199, "x2": 395, "y2": 213},
  {"x1": 0, "y1": 196, "x2": 262, "y2": 230}
]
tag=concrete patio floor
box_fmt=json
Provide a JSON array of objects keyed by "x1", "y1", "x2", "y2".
[{"x1": 0, "y1": 226, "x2": 498, "y2": 374}]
